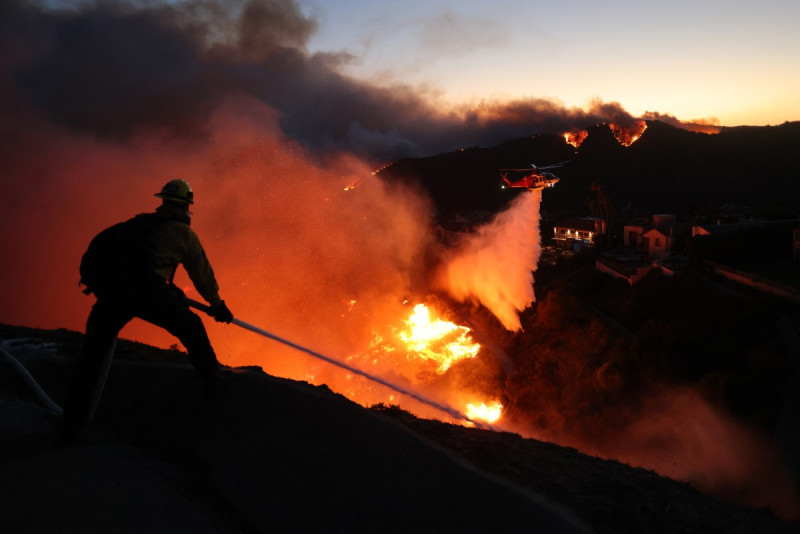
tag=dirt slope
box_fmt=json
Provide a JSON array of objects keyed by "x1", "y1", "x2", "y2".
[{"x1": 1, "y1": 325, "x2": 797, "y2": 533}]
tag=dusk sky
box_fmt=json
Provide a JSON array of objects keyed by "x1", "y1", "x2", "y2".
[
  {"x1": 2, "y1": 3, "x2": 798, "y2": 517},
  {"x1": 4, "y1": 0, "x2": 795, "y2": 345},
  {"x1": 300, "y1": 0, "x2": 799, "y2": 127},
  {"x1": 3, "y1": 0, "x2": 797, "y2": 163}
]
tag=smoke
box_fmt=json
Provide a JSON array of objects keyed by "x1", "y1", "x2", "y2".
[
  {"x1": 584, "y1": 388, "x2": 800, "y2": 520},
  {"x1": 1, "y1": 0, "x2": 649, "y2": 162},
  {"x1": 436, "y1": 190, "x2": 542, "y2": 331},
  {"x1": 500, "y1": 287, "x2": 800, "y2": 520},
  {"x1": 615, "y1": 389, "x2": 800, "y2": 519},
  {"x1": 0, "y1": 93, "x2": 432, "y2": 372},
  {"x1": 1, "y1": 0, "x2": 794, "y2": 521},
  {"x1": 641, "y1": 111, "x2": 722, "y2": 134},
  {"x1": 523, "y1": 386, "x2": 800, "y2": 519}
]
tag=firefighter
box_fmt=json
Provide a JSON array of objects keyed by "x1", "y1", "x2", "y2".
[{"x1": 64, "y1": 179, "x2": 233, "y2": 441}]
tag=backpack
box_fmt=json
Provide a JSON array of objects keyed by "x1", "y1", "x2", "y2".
[{"x1": 79, "y1": 213, "x2": 166, "y2": 296}]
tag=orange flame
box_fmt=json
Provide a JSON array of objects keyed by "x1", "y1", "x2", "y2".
[
  {"x1": 609, "y1": 120, "x2": 647, "y2": 146},
  {"x1": 466, "y1": 401, "x2": 503, "y2": 424},
  {"x1": 564, "y1": 130, "x2": 588, "y2": 148},
  {"x1": 678, "y1": 120, "x2": 722, "y2": 134},
  {"x1": 399, "y1": 303, "x2": 480, "y2": 373},
  {"x1": 348, "y1": 302, "x2": 501, "y2": 425},
  {"x1": 371, "y1": 161, "x2": 397, "y2": 176}
]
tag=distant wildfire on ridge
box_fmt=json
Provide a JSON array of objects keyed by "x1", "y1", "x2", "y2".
[
  {"x1": 564, "y1": 116, "x2": 723, "y2": 149},
  {"x1": 563, "y1": 120, "x2": 647, "y2": 148}
]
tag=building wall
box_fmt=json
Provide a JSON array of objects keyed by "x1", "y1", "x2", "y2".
[
  {"x1": 623, "y1": 225, "x2": 645, "y2": 249},
  {"x1": 643, "y1": 229, "x2": 671, "y2": 258},
  {"x1": 595, "y1": 258, "x2": 655, "y2": 286},
  {"x1": 553, "y1": 226, "x2": 594, "y2": 249}
]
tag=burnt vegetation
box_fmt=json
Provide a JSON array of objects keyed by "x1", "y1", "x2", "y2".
[{"x1": 378, "y1": 119, "x2": 800, "y2": 522}]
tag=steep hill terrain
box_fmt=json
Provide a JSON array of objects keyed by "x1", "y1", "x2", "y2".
[
  {"x1": 1, "y1": 324, "x2": 798, "y2": 533},
  {"x1": 377, "y1": 120, "x2": 800, "y2": 219}
]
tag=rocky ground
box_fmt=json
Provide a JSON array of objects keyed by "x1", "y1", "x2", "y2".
[{"x1": 1, "y1": 323, "x2": 798, "y2": 534}]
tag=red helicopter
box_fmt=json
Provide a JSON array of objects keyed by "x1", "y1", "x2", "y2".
[{"x1": 499, "y1": 162, "x2": 567, "y2": 191}]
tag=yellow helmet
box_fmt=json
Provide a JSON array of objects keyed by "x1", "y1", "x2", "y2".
[{"x1": 155, "y1": 179, "x2": 194, "y2": 204}]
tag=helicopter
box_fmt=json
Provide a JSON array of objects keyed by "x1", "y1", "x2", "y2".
[{"x1": 499, "y1": 162, "x2": 567, "y2": 191}]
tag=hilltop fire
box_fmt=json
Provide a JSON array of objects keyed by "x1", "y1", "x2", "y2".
[
  {"x1": 564, "y1": 121, "x2": 648, "y2": 148},
  {"x1": 564, "y1": 130, "x2": 588, "y2": 148},
  {"x1": 609, "y1": 120, "x2": 647, "y2": 146}
]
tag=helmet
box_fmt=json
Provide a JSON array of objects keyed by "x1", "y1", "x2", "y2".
[{"x1": 155, "y1": 179, "x2": 194, "y2": 204}]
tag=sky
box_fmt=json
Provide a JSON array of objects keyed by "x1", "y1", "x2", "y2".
[
  {"x1": 299, "y1": 0, "x2": 800, "y2": 128},
  {"x1": 2, "y1": 2, "x2": 799, "y2": 511},
  {"x1": 1, "y1": 0, "x2": 796, "y2": 330},
  {"x1": 4, "y1": 0, "x2": 798, "y2": 164},
  {"x1": 1, "y1": 0, "x2": 798, "y2": 333}
]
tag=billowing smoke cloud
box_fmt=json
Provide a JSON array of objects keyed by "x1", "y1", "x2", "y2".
[
  {"x1": 0, "y1": 92, "x2": 433, "y2": 372},
  {"x1": 2, "y1": 0, "x2": 644, "y2": 162},
  {"x1": 641, "y1": 111, "x2": 723, "y2": 134},
  {"x1": 1, "y1": 0, "x2": 794, "y2": 521},
  {"x1": 436, "y1": 190, "x2": 542, "y2": 331}
]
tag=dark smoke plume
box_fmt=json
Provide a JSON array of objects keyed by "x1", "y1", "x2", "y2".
[
  {"x1": 2, "y1": 0, "x2": 643, "y2": 161},
  {"x1": 1, "y1": 1, "x2": 797, "y2": 520}
]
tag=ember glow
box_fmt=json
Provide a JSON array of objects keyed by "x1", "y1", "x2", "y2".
[
  {"x1": 344, "y1": 301, "x2": 502, "y2": 425},
  {"x1": 2, "y1": 0, "x2": 797, "y2": 520},
  {"x1": 358, "y1": 302, "x2": 481, "y2": 378},
  {"x1": 399, "y1": 303, "x2": 480, "y2": 373},
  {"x1": 609, "y1": 120, "x2": 647, "y2": 146},
  {"x1": 466, "y1": 401, "x2": 503, "y2": 424},
  {"x1": 564, "y1": 130, "x2": 588, "y2": 148}
]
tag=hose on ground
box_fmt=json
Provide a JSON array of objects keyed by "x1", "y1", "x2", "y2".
[
  {"x1": 0, "y1": 345, "x2": 64, "y2": 416},
  {"x1": 187, "y1": 298, "x2": 493, "y2": 430}
]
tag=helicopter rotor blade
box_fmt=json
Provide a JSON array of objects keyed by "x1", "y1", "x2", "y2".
[{"x1": 537, "y1": 160, "x2": 570, "y2": 170}]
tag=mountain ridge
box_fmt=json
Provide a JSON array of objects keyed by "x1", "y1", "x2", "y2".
[{"x1": 377, "y1": 120, "x2": 800, "y2": 219}]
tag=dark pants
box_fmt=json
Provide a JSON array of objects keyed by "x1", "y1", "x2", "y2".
[{"x1": 64, "y1": 285, "x2": 219, "y2": 433}]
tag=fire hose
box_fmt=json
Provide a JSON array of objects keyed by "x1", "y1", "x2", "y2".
[
  {"x1": 186, "y1": 298, "x2": 493, "y2": 429},
  {"x1": 0, "y1": 303, "x2": 493, "y2": 428},
  {"x1": 0, "y1": 345, "x2": 64, "y2": 416}
]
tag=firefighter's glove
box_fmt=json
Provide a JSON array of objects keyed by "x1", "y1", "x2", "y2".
[{"x1": 211, "y1": 301, "x2": 234, "y2": 323}]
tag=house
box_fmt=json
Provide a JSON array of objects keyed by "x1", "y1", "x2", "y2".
[
  {"x1": 623, "y1": 214, "x2": 676, "y2": 258},
  {"x1": 595, "y1": 254, "x2": 655, "y2": 286},
  {"x1": 553, "y1": 217, "x2": 603, "y2": 250},
  {"x1": 691, "y1": 221, "x2": 754, "y2": 237},
  {"x1": 693, "y1": 219, "x2": 800, "y2": 263},
  {"x1": 642, "y1": 228, "x2": 672, "y2": 259}
]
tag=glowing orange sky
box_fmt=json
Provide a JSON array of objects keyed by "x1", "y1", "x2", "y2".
[{"x1": 302, "y1": 0, "x2": 800, "y2": 126}]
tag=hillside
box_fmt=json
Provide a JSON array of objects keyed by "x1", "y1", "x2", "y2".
[
  {"x1": 1, "y1": 324, "x2": 798, "y2": 533},
  {"x1": 377, "y1": 120, "x2": 800, "y2": 219}
]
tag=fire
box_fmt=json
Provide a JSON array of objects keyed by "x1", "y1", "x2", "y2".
[
  {"x1": 347, "y1": 302, "x2": 502, "y2": 425},
  {"x1": 563, "y1": 121, "x2": 647, "y2": 149},
  {"x1": 466, "y1": 401, "x2": 503, "y2": 424},
  {"x1": 371, "y1": 161, "x2": 397, "y2": 176},
  {"x1": 564, "y1": 129, "x2": 588, "y2": 148},
  {"x1": 399, "y1": 303, "x2": 480, "y2": 373},
  {"x1": 609, "y1": 120, "x2": 647, "y2": 146},
  {"x1": 343, "y1": 179, "x2": 360, "y2": 191}
]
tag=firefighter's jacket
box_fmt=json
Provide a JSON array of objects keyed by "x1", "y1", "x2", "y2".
[{"x1": 152, "y1": 203, "x2": 222, "y2": 307}]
